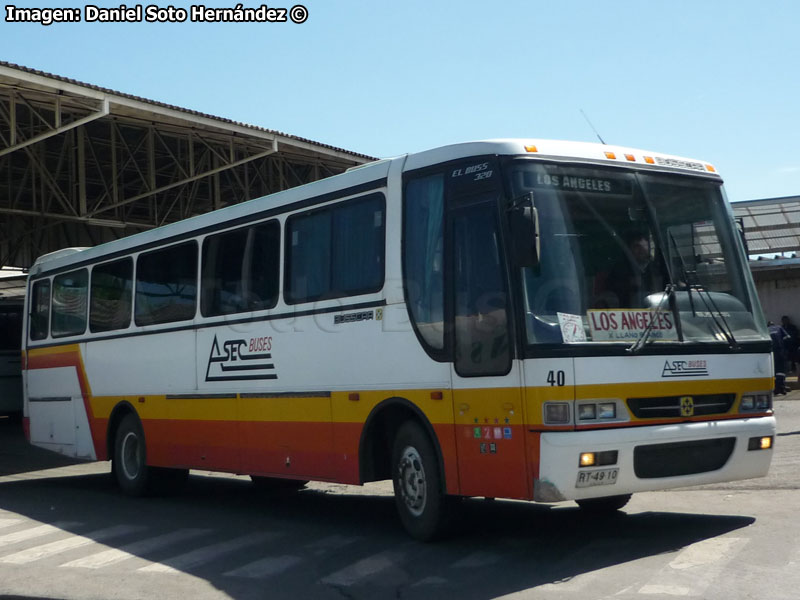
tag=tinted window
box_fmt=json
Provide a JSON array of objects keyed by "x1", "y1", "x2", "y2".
[
  {"x1": 286, "y1": 194, "x2": 385, "y2": 303},
  {"x1": 0, "y1": 305, "x2": 23, "y2": 350},
  {"x1": 135, "y1": 242, "x2": 197, "y2": 326},
  {"x1": 29, "y1": 280, "x2": 50, "y2": 341},
  {"x1": 202, "y1": 221, "x2": 280, "y2": 317},
  {"x1": 51, "y1": 269, "x2": 89, "y2": 338},
  {"x1": 453, "y1": 202, "x2": 511, "y2": 376},
  {"x1": 404, "y1": 174, "x2": 445, "y2": 350},
  {"x1": 90, "y1": 258, "x2": 133, "y2": 332}
]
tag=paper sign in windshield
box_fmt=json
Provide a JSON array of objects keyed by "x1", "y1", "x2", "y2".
[
  {"x1": 557, "y1": 312, "x2": 587, "y2": 343},
  {"x1": 588, "y1": 309, "x2": 677, "y2": 342}
]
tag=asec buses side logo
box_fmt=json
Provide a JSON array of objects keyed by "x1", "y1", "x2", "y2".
[
  {"x1": 205, "y1": 335, "x2": 277, "y2": 382},
  {"x1": 661, "y1": 360, "x2": 709, "y2": 378}
]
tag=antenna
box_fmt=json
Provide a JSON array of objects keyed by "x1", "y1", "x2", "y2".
[{"x1": 580, "y1": 109, "x2": 607, "y2": 145}]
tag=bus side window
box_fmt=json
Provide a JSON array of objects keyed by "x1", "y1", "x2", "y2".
[
  {"x1": 90, "y1": 258, "x2": 133, "y2": 332},
  {"x1": 135, "y1": 242, "x2": 198, "y2": 326},
  {"x1": 29, "y1": 279, "x2": 51, "y2": 341},
  {"x1": 201, "y1": 221, "x2": 280, "y2": 317},
  {"x1": 51, "y1": 269, "x2": 89, "y2": 338},
  {"x1": 285, "y1": 194, "x2": 385, "y2": 304}
]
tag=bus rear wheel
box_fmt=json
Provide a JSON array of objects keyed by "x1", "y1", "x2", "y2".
[
  {"x1": 391, "y1": 421, "x2": 446, "y2": 541},
  {"x1": 576, "y1": 494, "x2": 631, "y2": 514},
  {"x1": 114, "y1": 413, "x2": 150, "y2": 496}
]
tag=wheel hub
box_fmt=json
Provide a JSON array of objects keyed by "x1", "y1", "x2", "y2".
[
  {"x1": 121, "y1": 431, "x2": 141, "y2": 480},
  {"x1": 397, "y1": 446, "x2": 427, "y2": 516}
]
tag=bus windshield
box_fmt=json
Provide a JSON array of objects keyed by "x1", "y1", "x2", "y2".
[{"x1": 506, "y1": 160, "x2": 767, "y2": 347}]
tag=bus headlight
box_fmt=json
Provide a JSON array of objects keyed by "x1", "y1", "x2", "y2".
[
  {"x1": 577, "y1": 401, "x2": 617, "y2": 421},
  {"x1": 544, "y1": 402, "x2": 571, "y2": 424},
  {"x1": 741, "y1": 393, "x2": 772, "y2": 412},
  {"x1": 598, "y1": 402, "x2": 616, "y2": 419},
  {"x1": 578, "y1": 404, "x2": 596, "y2": 420}
]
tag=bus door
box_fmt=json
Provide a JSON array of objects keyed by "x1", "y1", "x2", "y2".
[{"x1": 448, "y1": 194, "x2": 529, "y2": 499}]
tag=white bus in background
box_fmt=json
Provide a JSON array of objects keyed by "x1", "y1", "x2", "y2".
[
  {"x1": 22, "y1": 140, "x2": 775, "y2": 540},
  {"x1": 0, "y1": 272, "x2": 25, "y2": 418}
]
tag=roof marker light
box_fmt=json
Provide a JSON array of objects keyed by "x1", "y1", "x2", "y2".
[
  {"x1": 525, "y1": 145, "x2": 538, "y2": 153},
  {"x1": 705, "y1": 164, "x2": 716, "y2": 173},
  {"x1": 625, "y1": 154, "x2": 636, "y2": 162},
  {"x1": 644, "y1": 156, "x2": 655, "y2": 164},
  {"x1": 604, "y1": 151, "x2": 617, "y2": 160}
]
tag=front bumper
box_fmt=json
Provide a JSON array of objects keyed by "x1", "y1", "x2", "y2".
[{"x1": 534, "y1": 416, "x2": 776, "y2": 502}]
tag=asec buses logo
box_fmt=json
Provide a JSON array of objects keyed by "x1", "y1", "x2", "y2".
[
  {"x1": 661, "y1": 359, "x2": 709, "y2": 378},
  {"x1": 205, "y1": 335, "x2": 277, "y2": 382}
]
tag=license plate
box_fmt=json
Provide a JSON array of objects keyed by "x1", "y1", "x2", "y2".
[{"x1": 576, "y1": 468, "x2": 618, "y2": 488}]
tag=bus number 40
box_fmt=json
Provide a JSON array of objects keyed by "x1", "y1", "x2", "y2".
[{"x1": 547, "y1": 370, "x2": 566, "y2": 387}]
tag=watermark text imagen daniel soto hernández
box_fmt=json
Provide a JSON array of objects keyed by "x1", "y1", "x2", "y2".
[{"x1": 4, "y1": 3, "x2": 309, "y2": 25}]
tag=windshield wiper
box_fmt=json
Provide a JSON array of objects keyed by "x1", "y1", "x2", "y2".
[
  {"x1": 667, "y1": 229, "x2": 697, "y2": 318},
  {"x1": 695, "y1": 285, "x2": 739, "y2": 350},
  {"x1": 666, "y1": 230, "x2": 738, "y2": 350},
  {"x1": 627, "y1": 283, "x2": 674, "y2": 354}
]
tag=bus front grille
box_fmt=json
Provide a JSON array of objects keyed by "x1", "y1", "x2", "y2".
[
  {"x1": 633, "y1": 437, "x2": 736, "y2": 478},
  {"x1": 627, "y1": 394, "x2": 735, "y2": 419}
]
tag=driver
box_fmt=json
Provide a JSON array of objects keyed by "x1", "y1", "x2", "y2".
[{"x1": 606, "y1": 231, "x2": 662, "y2": 308}]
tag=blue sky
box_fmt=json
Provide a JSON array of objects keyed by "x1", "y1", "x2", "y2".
[{"x1": 2, "y1": 0, "x2": 799, "y2": 202}]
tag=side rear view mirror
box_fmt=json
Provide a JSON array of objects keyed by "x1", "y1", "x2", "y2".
[{"x1": 508, "y1": 192, "x2": 540, "y2": 268}]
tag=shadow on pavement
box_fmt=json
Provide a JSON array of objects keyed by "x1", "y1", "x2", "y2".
[
  {"x1": 0, "y1": 414, "x2": 759, "y2": 600},
  {"x1": 0, "y1": 465, "x2": 756, "y2": 600},
  {"x1": 0, "y1": 417, "x2": 83, "y2": 476}
]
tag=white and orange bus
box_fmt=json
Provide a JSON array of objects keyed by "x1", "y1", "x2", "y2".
[{"x1": 22, "y1": 140, "x2": 775, "y2": 540}]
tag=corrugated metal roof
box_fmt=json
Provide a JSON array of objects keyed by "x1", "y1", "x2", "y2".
[
  {"x1": 733, "y1": 196, "x2": 800, "y2": 256},
  {"x1": 0, "y1": 272, "x2": 26, "y2": 300},
  {"x1": 0, "y1": 60, "x2": 374, "y2": 161}
]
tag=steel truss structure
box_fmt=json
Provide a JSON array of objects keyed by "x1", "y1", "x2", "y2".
[{"x1": 0, "y1": 62, "x2": 372, "y2": 268}]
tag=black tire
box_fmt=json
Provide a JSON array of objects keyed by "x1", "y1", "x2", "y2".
[
  {"x1": 576, "y1": 494, "x2": 632, "y2": 514},
  {"x1": 113, "y1": 413, "x2": 150, "y2": 496},
  {"x1": 250, "y1": 476, "x2": 308, "y2": 492},
  {"x1": 391, "y1": 421, "x2": 446, "y2": 541}
]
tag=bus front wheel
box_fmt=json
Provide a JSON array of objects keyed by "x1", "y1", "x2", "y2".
[
  {"x1": 113, "y1": 413, "x2": 150, "y2": 496},
  {"x1": 391, "y1": 421, "x2": 446, "y2": 541}
]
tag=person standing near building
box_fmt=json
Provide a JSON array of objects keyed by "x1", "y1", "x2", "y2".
[
  {"x1": 781, "y1": 315, "x2": 799, "y2": 372},
  {"x1": 769, "y1": 320, "x2": 790, "y2": 395}
]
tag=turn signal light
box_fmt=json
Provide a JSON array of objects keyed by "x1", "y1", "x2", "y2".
[
  {"x1": 578, "y1": 450, "x2": 619, "y2": 468},
  {"x1": 748, "y1": 436, "x2": 773, "y2": 451}
]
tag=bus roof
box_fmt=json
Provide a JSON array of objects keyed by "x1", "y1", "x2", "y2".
[
  {"x1": 403, "y1": 139, "x2": 720, "y2": 176},
  {"x1": 29, "y1": 139, "x2": 721, "y2": 276}
]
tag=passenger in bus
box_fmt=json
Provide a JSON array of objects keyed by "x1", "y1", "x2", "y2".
[{"x1": 598, "y1": 231, "x2": 663, "y2": 309}]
